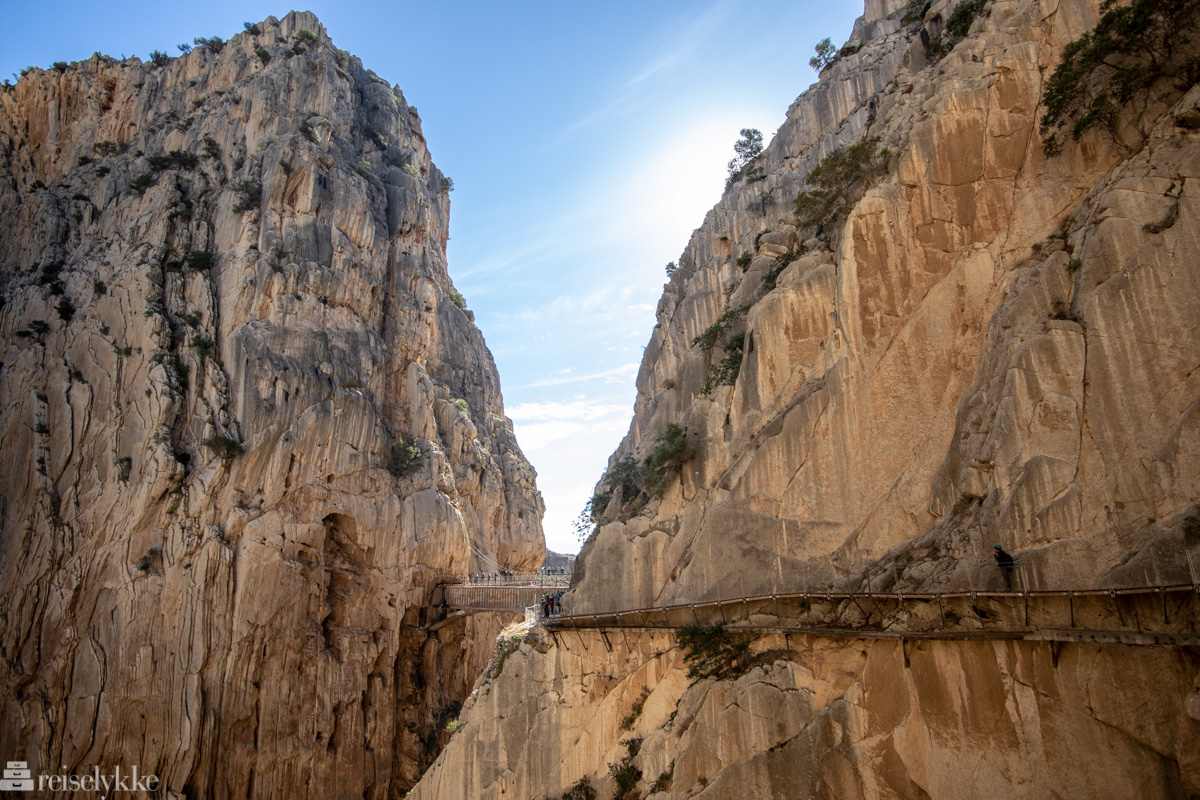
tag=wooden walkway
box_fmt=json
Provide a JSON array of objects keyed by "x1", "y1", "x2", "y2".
[
  {"x1": 540, "y1": 584, "x2": 1200, "y2": 647},
  {"x1": 440, "y1": 584, "x2": 557, "y2": 611}
]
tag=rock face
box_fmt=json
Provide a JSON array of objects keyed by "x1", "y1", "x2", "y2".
[
  {"x1": 0, "y1": 13, "x2": 543, "y2": 797},
  {"x1": 412, "y1": 0, "x2": 1200, "y2": 797},
  {"x1": 414, "y1": 628, "x2": 1199, "y2": 800},
  {"x1": 572, "y1": 0, "x2": 1200, "y2": 611}
]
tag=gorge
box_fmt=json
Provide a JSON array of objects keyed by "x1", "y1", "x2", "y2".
[{"x1": 2, "y1": 0, "x2": 1199, "y2": 798}]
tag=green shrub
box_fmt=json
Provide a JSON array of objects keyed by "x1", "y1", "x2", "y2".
[
  {"x1": 129, "y1": 174, "x2": 155, "y2": 195},
  {"x1": 56, "y1": 297, "x2": 75, "y2": 322},
  {"x1": 93, "y1": 280, "x2": 107, "y2": 295},
  {"x1": 452, "y1": 398, "x2": 469, "y2": 411},
  {"x1": 444, "y1": 718, "x2": 462, "y2": 735},
  {"x1": 665, "y1": 260, "x2": 677, "y2": 277},
  {"x1": 619, "y1": 687, "x2": 652, "y2": 731},
  {"x1": 676, "y1": 624, "x2": 761, "y2": 681},
  {"x1": 650, "y1": 761, "x2": 675, "y2": 793},
  {"x1": 94, "y1": 141, "x2": 121, "y2": 157},
  {"x1": 52, "y1": 61, "x2": 68, "y2": 72},
  {"x1": 244, "y1": 21, "x2": 261, "y2": 35},
  {"x1": 1040, "y1": 0, "x2": 1200, "y2": 157},
  {"x1": 190, "y1": 336, "x2": 216, "y2": 359},
  {"x1": 793, "y1": 139, "x2": 887, "y2": 235},
  {"x1": 902, "y1": 0, "x2": 932, "y2": 24},
  {"x1": 561, "y1": 778, "x2": 597, "y2": 800},
  {"x1": 441, "y1": 175, "x2": 454, "y2": 192},
  {"x1": 37, "y1": 261, "x2": 63, "y2": 288},
  {"x1": 148, "y1": 50, "x2": 169, "y2": 67},
  {"x1": 448, "y1": 289, "x2": 467, "y2": 309},
  {"x1": 726, "y1": 127, "x2": 763, "y2": 181},
  {"x1": 644, "y1": 423, "x2": 693, "y2": 497},
  {"x1": 29, "y1": 180, "x2": 45, "y2": 191},
  {"x1": 810, "y1": 37, "x2": 836, "y2": 71},
  {"x1": 700, "y1": 333, "x2": 745, "y2": 395},
  {"x1": 186, "y1": 251, "x2": 214, "y2": 270},
  {"x1": 202, "y1": 136, "x2": 221, "y2": 160},
  {"x1": 608, "y1": 738, "x2": 642, "y2": 800},
  {"x1": 403, "y1": 164, "x2": 421, "y2": 179},
  {"x1": 204, "y1": 435, "x2": 244, "y2": 458},
  {"x1": 232, "y1": 179, "x2": 261, "y2": 212},
  {"x1": 95, "y1": 166, "x2": 110, "y2": 177},
  {"x1": 763, "y1": 248, "x2": 802, "y2": 292},
  {"x1": 192, "y1": 36, "x2": 225, "y2": 53},
  {"x1": 255, "y1": 45, "x2": 271, "y2": 65},
  {"x1": 925, "y1": 0, "x2": 987, "y2": 60},
  {"x1": 736, "y1": 251, "x2": 753, "y2": 270},
  {"x1": 135, "y1": 547, "x2": 161, "y2": 571},
  {"x1": 147, "y1": 150, "x2": 198, "y2": 171},
  {"x1": 301, "y1": 120, "x2": 320, "y2": 143},
  {"x1": 389, "y1": 437, "x2": 422, "y2": 475},
  {"x1": 692, "y1": 304, "x2": 749, "y2": 350}
]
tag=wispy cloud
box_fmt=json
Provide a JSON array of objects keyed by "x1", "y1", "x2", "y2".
[
  {"x1": 561, "y1": 0, "x2": 733, "y2": 137},
  {"x1": 513, "y1": 363, "x2": 639, "y2": 389},
  {"x1": 508, "y1": 399, "x2": 629, "y2": 422}
]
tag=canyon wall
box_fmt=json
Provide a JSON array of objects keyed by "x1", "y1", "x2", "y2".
[
  {"x1": 412, "y1": 0, "x2": 1200, "y2": 797},
  {"x1": 0, "y1": 13, "x2": 542, "y2": 797}
]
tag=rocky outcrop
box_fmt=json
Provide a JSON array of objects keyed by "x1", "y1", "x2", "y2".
[
  {"x1": 411, "y1": 0, "x2": 1200, "y2": 797},
  {"x1": 413, "y1": 628, "x2": 1199, "y2": 800},
  {"x1": 571, "y1": 0, "x2": 1200, "y2": 611},
  {"x1": 0, "y1": 13, "x2": 542, "y2": 797}
]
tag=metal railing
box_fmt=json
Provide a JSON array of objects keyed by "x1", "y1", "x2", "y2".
[{"x1": 540, "y1": 582, "x2": 1200, "y2": 647}]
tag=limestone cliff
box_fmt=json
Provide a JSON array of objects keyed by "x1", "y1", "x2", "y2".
[
  {"x1": 0, "y1": 12, "x2": 543, "y2": 797},
  {"x1": 572, "y1": 0, "x2": 1200, "y2": 610},
  {"x1": 411, "y1": 0, "x2": 1200, "y2": 797}
]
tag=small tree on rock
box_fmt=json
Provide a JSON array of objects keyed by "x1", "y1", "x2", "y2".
[
  {"x1": 810, "y1": 37, "x2": 836, "y2": 71},
  {"x1": 726, "y1": 128, "x2": 763, "y2": 180}
]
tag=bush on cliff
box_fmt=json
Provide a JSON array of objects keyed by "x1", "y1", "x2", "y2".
[
  {"x1": 793, "y1": 139, "x2": 888, "y2": 237},
  {"x1": 1040, "y1": 0, "x2": 1200, "y2": 157}
]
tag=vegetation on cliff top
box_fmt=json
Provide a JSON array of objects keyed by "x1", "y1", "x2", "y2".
[{"x1": 1040, "y1": 0, "x2": 1200, "y2": 156}]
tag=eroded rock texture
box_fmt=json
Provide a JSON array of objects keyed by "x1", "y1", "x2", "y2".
[
  {"x1": 413, "y1": 628, "x2": 1199, "y2": 800},
  {"x1": 412, "y1": 0, "x2": 1200, "y2": 797},
  {"x1": 572, "y1": 0, "x2": 1200, "y2": 611},
  {"x1": 0, "y1": 13, "x2": 542, "y2": 797}
]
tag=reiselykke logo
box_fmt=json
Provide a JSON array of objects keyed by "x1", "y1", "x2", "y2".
[{"x1": 0, "y1": 762, "x2": 158, "y2": 794}]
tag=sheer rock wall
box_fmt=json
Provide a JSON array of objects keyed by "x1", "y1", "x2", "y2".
[
  {"x1": 571, "y1": 0, "x2": 1200, "y2": 611},
  {"x1": 0, "y1": 13, "x2": 543, "y2": 797},
  {"x1": 411, "y1": 0, "x2": 1200, "y2": 797}
]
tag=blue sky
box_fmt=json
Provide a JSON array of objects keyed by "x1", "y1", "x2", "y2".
[{"x1": 2, "y1": 1, "x2": 862, "y2": 554}]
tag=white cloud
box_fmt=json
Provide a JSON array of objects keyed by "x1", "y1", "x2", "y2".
[
  {"x1": 508, "y1": 399, "x2": 629, "y2": 423},
  {"x1": 514, "y1": 363, "x2": 639, "y2": 389}
]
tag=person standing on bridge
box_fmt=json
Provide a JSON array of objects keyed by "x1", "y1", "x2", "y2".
[{"x1": 994, "y1": 544, "x2": 1015, "y2": 590}]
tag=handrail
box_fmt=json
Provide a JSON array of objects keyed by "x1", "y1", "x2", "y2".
[{"x1": 539, "y1": 582, "x2": 1200, "y2": 642}]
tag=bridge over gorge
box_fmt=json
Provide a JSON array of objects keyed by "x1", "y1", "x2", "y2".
[
  {"x1": 433, "y1": 578, "x2": 1200, "y2": 648},
  {"x1": 422, "y1": 574, "x2": 570, "y2": 630}
]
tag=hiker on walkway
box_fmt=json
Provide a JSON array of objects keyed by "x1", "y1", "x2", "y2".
[{"x1": 994, "y1": 544, "x2": 1015, "y2": 590}]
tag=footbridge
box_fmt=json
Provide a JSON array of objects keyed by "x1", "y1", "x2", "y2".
[
  {"x1": 433, "y1": 576, "x2": 1199, "y2": 647},
  {"x1": 541, "y1": 583, "x2": 1200, "y2": 649},
  {"x1": 422, "y1": 575, "x2": 569, "y2": 630}
]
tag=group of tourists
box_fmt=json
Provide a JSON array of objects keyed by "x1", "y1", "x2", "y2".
[
  {"x1": 541, "y1": 590, "x2": 564, "y2": 617},
  {"x1": 472, "y1": 570, "x2": 516, "y2": 583}
]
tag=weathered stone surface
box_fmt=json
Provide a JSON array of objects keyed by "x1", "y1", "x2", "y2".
[
  {"x1": 413, "y1": 0, "x2": 1200, "y2": 797},
  {"x1": 0, "y1": 13, "x2": 542, "y2": 797},
  {"x1": 413, "y1": 629, "x2": 1200, "y2": 800},
  {"x1": 572, "y1": 0, "x2": 1200, "y2": 612}
]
